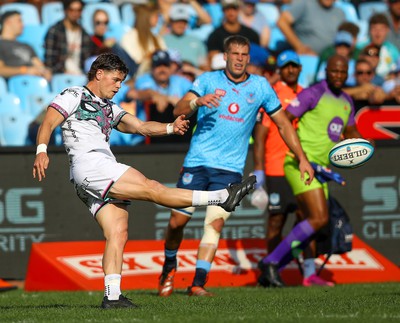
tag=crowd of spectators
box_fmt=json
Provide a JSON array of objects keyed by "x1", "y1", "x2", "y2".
[{"x1": 0, "y1": 0, "x2": 399, "y2": 146}]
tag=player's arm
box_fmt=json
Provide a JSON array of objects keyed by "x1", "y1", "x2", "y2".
[
  {"x1": 271, "y1": 109, "x2": 314, "y2": 185},
  {"x1": 174, "y1": 91, "x2": 222, "y2": 118},
  {"x1": 117, "y1": 113, "x2": 189, "y2": 137},
  {"x1": 252, "y1": 114, "x2": 269, "y2": 189},
  {"x1": 33, "y1": 107, "x2": 64, "y2": 182}
]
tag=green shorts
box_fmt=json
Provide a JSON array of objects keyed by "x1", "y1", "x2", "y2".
[{"x1": 284, "y1": 155, "x2": 328, "y2": 198}]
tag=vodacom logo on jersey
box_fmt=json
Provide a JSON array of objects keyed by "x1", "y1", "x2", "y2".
[{"x1": 228, "y1": 103, "x2": 240, "y2": 114}]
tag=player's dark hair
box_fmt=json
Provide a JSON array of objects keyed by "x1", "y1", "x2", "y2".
[
  {"x1": 62, "y1": 0, "x2": 84, "y2": 11},
  {"x1": 223, "y1": 35, "x2": 250, "y2": 53},
  {"x1": 87, "y1": 53, "x2": 129, "y2": 81}
]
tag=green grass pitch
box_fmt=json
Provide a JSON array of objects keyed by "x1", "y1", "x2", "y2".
[{"x1": 1, "y1": 283, "x2": 399, "y2": 322}]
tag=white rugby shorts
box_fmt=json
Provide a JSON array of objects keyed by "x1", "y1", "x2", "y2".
[{"x1": 71, "y1": 151, "x2": 131, "y2": 217}]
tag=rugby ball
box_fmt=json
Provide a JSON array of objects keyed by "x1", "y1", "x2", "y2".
[{"x1": 329, "y1": 138, "x2": 374, "y2": 168}]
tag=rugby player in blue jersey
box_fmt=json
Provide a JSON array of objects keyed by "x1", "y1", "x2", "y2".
[{"x1": 158, "y1": 35, "x2": 314, "y2": 297}]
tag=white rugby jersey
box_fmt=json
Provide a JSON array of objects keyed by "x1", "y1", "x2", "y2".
[{"x1": 50, "y1": 86, "x2": 127, "y2": 164}]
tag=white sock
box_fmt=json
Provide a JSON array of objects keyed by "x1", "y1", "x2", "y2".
[
  {"x1": 192, "y1": 189, "x2": 229, "y2": 206},
  {"x1": 104, "y1": 274, "x2": 121, "y2": 300},
  {"x1": 303, "y1": 258, "x2": 316, "y2": 279}
]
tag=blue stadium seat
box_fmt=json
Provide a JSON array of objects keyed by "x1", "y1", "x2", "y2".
[
  {"x1": 28, "y1": 92, "x2": 57, "y2": 119},
  {"x1": 358, "y1": 2, "x2": 388, "y2": 22},
  {"x1": 269, "y1": 26, "x2": 287, "y2": 52},
  {"x1": 121, "y1": 2, "x2": 135, "y2": 27},
  {"x1": 0, "y1": 76, "x2": 7, "y2": 95},
  {"x1": 8, "y1": 75, "x2": 50, "y2": 112},
  {"x1": 41, "y1": 1, "x2": 64, "y2": 27},
  {"x1": 0, "y1": 112, "x2": 32, "y2": 146},
  {"x1": 256, "y1": 3, "x2": 280, "y2": 27},
  {"x1": 81, "y1": 2, "x2": 122, "y2": 34},
  {"x1": 0, "y1": 3, "x2": 41, "y2": 26},
  {"x1": 334, "y1": 1, "x2": 359, "y2": 23},
  {"x1": 105, "y1": 23, "x2": 132, "y2": 42},
  {"x1": 0, "y1": 93, "x2": 22, "y2": 116},
  {"x1": 203, "y1": 3, "x2": 223, "y2": 28},
  {"x1": 298, "y1": 55, "x2": 319, "y2": 88},
  {"x1": 51, "y1": 73, "x2": 88, "y2": 94},
  {"x1": 17, "y1": 24, "x2": 47, "y2": 61},
  {"x1": 188, "y1": 24, "x2": 215, "y2": 43}
]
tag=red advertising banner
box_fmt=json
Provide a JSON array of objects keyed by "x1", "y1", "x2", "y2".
[{"x1": 25, "y1": 236, "x2": 400, "y2": 291}]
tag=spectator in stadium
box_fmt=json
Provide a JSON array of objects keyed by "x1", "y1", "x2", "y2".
[
  {"x1": 128, "y1": 50, "x2": 194, "y2": 144},
  {"x1": 315, "y1": 31, "x2": 357, "y2": 86},
  {"x1": 239, "y1": 0, "x2": 271, "y2": 48},
  {"x1": 357, "y1": 13, "x2": 400, "y2": 79},
  {"x1": 206, "y1": 0, "x2": 260, "y2": 68},
  {"x1": 258, "y1": 55, "x2": 363, "y2": 288},
  {"x1": 44, "y1": 0, "x2": 94, "y2": 74},
  {"x1": 158, "y1": 35, "x2": 313, "y2": 297},
  {"x1": 32, "y1": 52, "x2": 255, "y2": 309},
  {"x1": 358, "y1": 44, "x2": 385, "y2": 86},
  {"x1": 120, "y1": 3, "x2": 167, "y2": 76},
  {"x1": 276, "y1": 0, "x2": 345, "y2": 55},
  {"x1": 90, "y1": 9, "x2": 116, "y2": 55},
  {"x1": 344, "y1": 58, "x2": 388, "y2": 112},
  {"x1": 253, "y1": 49, "x2": 303, "y2": 265},
  {"x1": 386, "y1": 0, "x2": 400, "y2": 51},
  {"x1": 163, "y1": 4, "x2": 208, "y2": 71},
  {"x1": 0, "y1": 10, "x2": 51, "y2": 80}
]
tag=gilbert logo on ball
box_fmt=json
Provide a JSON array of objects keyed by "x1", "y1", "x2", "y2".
[{"x1": 329, "y1": 138, "x2": 374, "y2": 168}]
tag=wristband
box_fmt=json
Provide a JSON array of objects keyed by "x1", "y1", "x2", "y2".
[
  {"x1": 166, "y1": 123, "x2": 174, "y2": 135},
  {"x1": 189, "y1": 98, "x2": 199, "y2": 111},
  {"x1": 36, "y1": 144, "x2": 47, "y2": 155}
]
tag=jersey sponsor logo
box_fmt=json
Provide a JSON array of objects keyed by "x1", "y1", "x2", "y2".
[
  {"x1": 228, "y1": 103, "x2": 240, "y2": 114},
  {"x1": 215, "y1": 89, "x2": 226, "y2": 97},
  {"x1": 269, "y1": 193, "x2": 280, "y2": 205},
  {"x1": 246, "y1": 92, "x2": 255, "y2": 104},
  {"x1": 355, "y1": 106, "x2": 400, "y2": 140},
  {"x1": 327, "y1": 117, "x2": 344, "y2": 142}
]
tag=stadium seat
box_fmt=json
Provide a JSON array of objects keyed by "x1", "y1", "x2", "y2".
[
  {"x1": 121, "y1": 2, "x2": 135, "y2": 27},
  {"x1": 269, "y1": 27, "x2": 287, "y2": 52},
  {"x1": 203, "y1": 3, "x2": 223, "y2": 28},
  {"x1": 105, "y1": 23, "x2": 132, "y2": 42},
  {"x1": 17, "y1": 24, "x2": 47, "y2": 61},
  {"x1": 334, "y1": 1, "x2": 359, "y2": 23},
  {"x1": 358, "y1": 2, "x2": 388, "y2": 22},
  {"x1": 28, "y1": 92, "x2": 57, "y2": 119},
  {"x1": 356, "y1": 20, "x2": 369, "y2": 45},
  {"x1": 0, "y1": 3, "x2": 41, "y2": 26},
  {"x1": 51, "y1": 73, "x2": 88, "y2": 94},
  {"x1": 41, "y1": 1, "x2": 64, "y2": 27},
  {"x1": 0, "y1": 112, "x2": 32, "y2": 146},
  {"x1": 0, "y1": 93, "x2": 22, "y2": 116},
  {"x1": 256, "y1": 3, "x2": 280, "y2": 27},
  {"x1": 8, "y1": 75, "x2": 50, "y2": 112},
  {"x1": 0, "y1": 76, "x2": 7, "y2": 95},
  {"x1": 298, "y1": 55, "x2": 319, "y2": 88},
  {"x1": 81, "y1": 3, "x2": 122, "y2": 34},
  {"x1": 188, "y1": 24, "x2": 215, "y2": 43}
]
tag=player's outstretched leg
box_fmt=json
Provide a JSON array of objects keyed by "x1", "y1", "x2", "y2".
[
  {"x1": 218, "y1": 175, "x2": 256, "y2": 212},
  {"x1": 101, "y1": 294, "x2": 138, "y2": 309}
]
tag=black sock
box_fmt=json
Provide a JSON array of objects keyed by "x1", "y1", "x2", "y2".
[
  {"x1": 192, "y1": 268, "x2": 208, "y2": 287},
  {"x1": 163, "y1": 256, "x2": 177, "y2": 274}
]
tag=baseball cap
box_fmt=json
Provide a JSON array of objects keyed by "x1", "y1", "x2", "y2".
[
  {"x1": 277, "y1": 50, "x2": 301, "y2": 68},
  {"x1": 334, "y1": 31, "x2": 353, "y2": 47},
  {"x1": 249, "y1": 43, "x2": 269, "y2": 67},
  {"x1": 169, "y1": 4, "x2": 190, "y2": 22},
  {"x1": 151, "y1": 50, "x2": 171, "y2": 67},
  {"x1": 221, "y1": 0, "x2": 240, "y2": 8}
]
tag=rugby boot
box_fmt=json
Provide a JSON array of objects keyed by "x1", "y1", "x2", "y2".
[
  {"x1": 101, "y1": 294, "x2": 138, "y2": 309},
  {"x1": 218, "y1": 175, "x2": 256, "y2": 212},
  {"x1": 258, "y1": 261, "x2": 285, "y2": 288},
  {"x1": 158, "y1": 268, "x2": 176, "y2": 297}
]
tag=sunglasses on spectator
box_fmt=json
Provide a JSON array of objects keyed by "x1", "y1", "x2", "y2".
[
  {"x1": 356, "y1": 70, "x2": 372, "y2": 75},
  {"x1": 95, "y1": 20, "x2": 109, "y2": 26}
]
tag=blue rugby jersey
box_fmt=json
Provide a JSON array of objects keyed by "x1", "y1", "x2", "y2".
[{"x1": 183, "y1": 70, "x2": 281, "y2": 174}]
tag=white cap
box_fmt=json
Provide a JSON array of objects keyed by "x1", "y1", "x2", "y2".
[
  {"x1": 170, "y1": 4, "x2": 190, "y2": 22},
  {"x1": 211, "y1": 53, "x2": 226, "y2": 70}
]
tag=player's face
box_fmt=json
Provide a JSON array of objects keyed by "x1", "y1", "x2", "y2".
[
  {"x1": 224, "y1": 44, "x2": 250, "y2": 80},
  {"x1": 326, "y1": 57, "x2": 348, "y2": 90},
  {"x1": 98, "y1": 70, "x2": 125, "y2": 99},
  {"x1": 279, "y1": 63, "x2": 301, "y2": 86}
]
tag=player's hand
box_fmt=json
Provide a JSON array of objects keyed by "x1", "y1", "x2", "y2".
[
  {"x1": 173, "y1": 115, "x2": 190, "y2": 135},
  {"x1": 252, "y1": 170, "x2": 265, "y2": 189},
  {"x1": 299, "y1": 158, "x2": 314, "y2": 185},
  {"x1": 33, "y1": 153, "x2": 49, "y2": 182},
  {"x1": 196, "y1": 94, "x2": 221, "y2": 109}
]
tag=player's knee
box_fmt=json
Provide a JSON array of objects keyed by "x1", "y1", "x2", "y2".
[
  {"x1": 200, "y1": 206, "x2": 230, "y2": 246},
  {"x1": 210, "y1": 217, "x2": 224, "y2": 233},
  {"x1": 169, "y1": 208, "x2": 194, "y2": 230}
]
